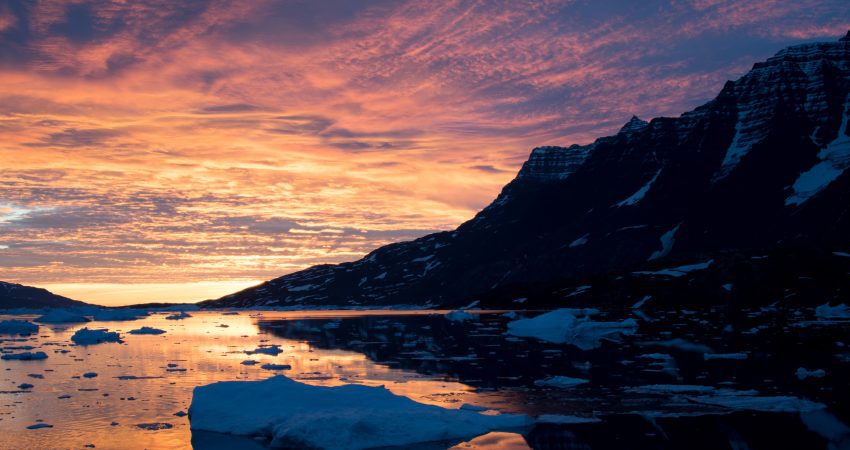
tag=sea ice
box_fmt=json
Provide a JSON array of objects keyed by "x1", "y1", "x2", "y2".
[
  {"x1": 815, "y1": 303, "x2": 850, "y2": 319},
  {"x1": 260, "y1": 363, "x2": 291, "y2": 371},
  {"x1": 165, "y1": 311, "x2": 192, "y2": 320},
  {"x1": 71, "y1": 328, "x2": 122, "y2": 345},
  {"x1": 92, "y1": 308, "x2": 148, "y2": 321},
  {"x1": 506, "y1": 309, "x2": 638, "y2": 350},
  {"x1": 0, "y1": 320, "x2": 39, "y2": 335},
  {"x1": 796, "y1": 367, "x2": 827, "y2": 379},
  {"x1": 536, "y1": 415, "x2": 601, "y2": 424},
  {"x1": 35, "y1": 309, "x2": 90, "y2": 324},
  {"x1": 445, "y1": 311, "x2": 476, "y2": 321},
  {"x1": 1, "y1": 351, "x2": 48, "y2": 360},
  {"x1": 245, "y1": 345, "x2": 283, "y2": 356},
  {"x1": 129, "y1": 326, "x2": 166, "y2": 335},
  {"x1": 534, "y1": 376, "x2": 589, "y2": 388},
  {"x1": 189, "y1": 376, "x2": 530, "y2": 450}
]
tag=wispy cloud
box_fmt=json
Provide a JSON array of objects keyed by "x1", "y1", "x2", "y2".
[{"x1": 1, "y1": 0, "x2": 848, "y2": 303}]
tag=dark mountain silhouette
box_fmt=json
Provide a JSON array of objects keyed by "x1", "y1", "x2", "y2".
[
  {"x1": 203, "y1": 32, "x2": 850, "y2": 309},
  {"x1": 0, "y1": 281, "x2": 89, "y2": 309}
]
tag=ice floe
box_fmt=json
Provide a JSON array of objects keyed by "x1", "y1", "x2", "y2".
[
  {"x1": 536, "y1": 415, "x2": 601, "y2": 424},
  {"x1": 445, "y1": 310, "x2": 476, "y2": 321},
  {"x1": 35, "y1": 309, "x2": 90, "y2": 324},
  {"x1": 815, "y1": 303, "x2": 850, "y2": 319},
  {"x1": 796, "y1": 367, "x2": 826, "y2": 379},
  {"x1": 92, "y1": 308, "x2": 148, "y2": 321},
  {"x1": 189, "y1": 375, "x2": 530, "y2": 450},
  {"x1": 165, "y1": 311, "x2": 192, "y2": 320},
  {"x1": 0, "y1": 319, "x2": 39, "y2": 335},
  {"x1": 128, "y1": 326, "x2": 166, "y2": 335},
  {"x1": 506, "y1": 309, "x2": 638, "y2": 350},
  {"x1": 534, "y1": 376, "x2": 589, "y2": 388},
  {"x1": 245, "y1": 345, "x2": 283, "y2": 356},
  {"x1": 632, "y1": 260, "x2": 714, "y2": 278},
  {"x1": 1, "y1": 351, "x2": 48, "y2": 360},
  {"x1": 71, "y1": 328, "x2": 122, "y2": 345}
]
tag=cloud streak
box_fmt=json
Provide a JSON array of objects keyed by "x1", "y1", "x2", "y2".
[{"x1": 0, "y1": 0, "x2": 848, "y2": 304}]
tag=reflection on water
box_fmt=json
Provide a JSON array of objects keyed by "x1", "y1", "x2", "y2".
[{"x1": 2, "y1": 309, "x2": 850, "y2": 449}]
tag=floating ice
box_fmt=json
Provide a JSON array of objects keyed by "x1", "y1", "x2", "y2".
[
  {"x1": 92, "y1": 308, "x2": 148, "y2": 321},
  {"x1": 129, "y1": 326, "x2": 166, "y2": 335},
  {"x1": 83, "y1": 372, "x2": 98, "y2": 378},
  {"x1": 796, "y1": 367, "x2": 827, "y2": 380},
  {"x1": 35, "y1": 309, "x2": 90, "y2": 324},
  {"x1": 1, "y1": 351, "x2": 48, "y2": 360},
  {"x1": 71, "y1": 328, "x2": 122, "y2": 345},
  {"x1": 0, "y1": 320, "x2": 39, "y2": 335},
  {"x1": 536, "y1": 415, "x2": 601, "y2": 424},
  {"x1": 260, "y1": 363, "x2": 291, "y2": 371},
  {"x1": 136, "y1": 423, "x2": 173, "y2": 430},
  {"x1": 18, "y1": 383, "x2": 34, "y2": 389},
  {"x1": 703, "y1": 352, "x2": 748, "y2": 360},
  {"x1": 506, "y1": 309, "x2": 638, "y2": 350},
  {"x1": 26, "y1": 424, "x2": 53, "y2": 430},
  {"x1": 815, "y1": 303, "x2": 850, "y2": 319},
  {"x1": 445, "y1": 310, "x2": 476, "y2": 321},
  {"x1": 189, "y1": 376, "x2": 530, "y2": 450},
  {"x1": 245, "y1": 345, "x2": 283, "y2": 356},
  {"x1": 165, "y1": 312, "x2": 192, "y2": 320},
  {"x1": 241, "y1": 360, "x2": 259, "y2": 366},
  {"x1": 534, "y1": 376, "x2": 589, "y2": 388}
]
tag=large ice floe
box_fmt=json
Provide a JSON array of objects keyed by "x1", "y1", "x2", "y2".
[
  {"x1": 91, "y1": 308, "x2": 148, "y2": 321},
  {"x1": 35, "y1": 309, "x2": 91, "y2": 324},
  {"x1": 0, "y1": 319, "x2": 39, "y2": 335},
  {"x1": 71, "y1": 328, "x2": 122, "y2": 345},
  {"x1": 189, "y1": 376, "x2": 530, "y2": 450},
  {"x1": 1, "y1": 351, "x2": 48, "y2": 360},
  {"x1": 815, "y1": 303, "x2": 850, "y2": 319},
  {"x1": 506, "y1": 309, "x2": 638, "y2": 350}
]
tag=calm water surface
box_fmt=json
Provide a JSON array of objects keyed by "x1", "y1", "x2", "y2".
[{"x1": 2, "y1": 308, "x2": 849, "y2": 450}]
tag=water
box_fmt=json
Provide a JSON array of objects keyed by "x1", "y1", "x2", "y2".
[{"x1": 1, "y1": 308, "x2": 849, "y2": 449}]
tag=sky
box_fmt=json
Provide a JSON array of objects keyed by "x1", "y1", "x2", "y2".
[{"x1": 1, "y1": 0, "x2": 848, "y2": 306}]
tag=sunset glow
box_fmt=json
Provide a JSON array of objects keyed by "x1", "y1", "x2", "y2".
[{"x1": 2, "y1": 0, "x2": 848, "y2": 305}]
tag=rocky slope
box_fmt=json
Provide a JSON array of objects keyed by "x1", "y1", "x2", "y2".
[
  {"x1": 203, "y1": 32, "x2": 850, "y2": 309},
  {"x1": 0, "y1": 281, "x2": 89, "y2": 309}
]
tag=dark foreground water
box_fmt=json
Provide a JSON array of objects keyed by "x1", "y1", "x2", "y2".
[{"x1": 1, "y1": 308, "x2": 849, "y2": 449}]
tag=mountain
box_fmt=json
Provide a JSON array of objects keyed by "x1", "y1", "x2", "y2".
[
  {"x1": 202, "y1": 32, "x2": 850, "y2": 310},
  {"x1": 0, "y1": 281, "x2": 90, "y2": 309}
]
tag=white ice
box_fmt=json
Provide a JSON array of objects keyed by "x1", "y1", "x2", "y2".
[
  {"x1": 188, "y1": 375, "x2": 530, "y2": 450},
  {"x1": 506, "y1": 309, "x2": 638, "y2": 350},
  {"x1": 71, "y1": 328, "x2": 122, "y2": 345}
]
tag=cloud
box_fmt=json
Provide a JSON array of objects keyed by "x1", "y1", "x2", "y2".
[{"x1": 0, "y1": 0, "x2": 848, "y2": 302}]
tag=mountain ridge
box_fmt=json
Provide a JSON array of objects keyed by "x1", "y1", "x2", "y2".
[{"x1": 202, "y1": 32, "x2": 850, "y2": 310}]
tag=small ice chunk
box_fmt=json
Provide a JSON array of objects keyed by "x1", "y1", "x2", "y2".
[
  {"x1": 27, "y1": 424, "x2": 53, "y2": 430},
  {"x1": 189, "y1": 376, "x2": 530, "y2": 450},
  {"x1": 796, "y1": 368, "x2": 827, "y2": 380},
  {"x1": 241, "y1": 360, "x2": 259, "y2": 366},
  {"x1": 165, "y1": 312, "x2": 192, "y2": 320},
  {"x1": 18, "y1": 383, "x2": 34, "y2": 389},
  {"x1": 703, "y1": 353, "x2": 748, "y2": 360},
  {"x1": 534, "y1": 376, "x2": 589, "y2": 388},
  {"x1": 136, "y1": 423, "x2": 173, "y2": 431},
  {"x1": 260, "y1": 363, "x2": 292, "y2": 371},
  {"x1": 632, "y1": 260, "x2": 714, "y2": 278},
  {"x1": 245, "y1": 345, "x2": 282, "y2": 356},
  {"x1": 0, "y1": 320, "x2": 39, "y2": 335},
  {"x1": 129, "y1": 326, "x2": 166, "y2": 335},
  {"x1": 83, "y1": 372, "x2": 98, "y2": 378},
  {"x1": 35, "y1": 309, "x2": 90, "y2": 324},
  {"x1": 71, "y1": 328, "x2": 122, "y2": 345},
  {"x1": 536, "y1": 415, "x2": 601, "y2": 424},
  {"x1": 1, "y1": 351, "x2": 48, "y2": 361},
  {"x1": 445, "y1": 311, "x2": 475, "y2": 321}
]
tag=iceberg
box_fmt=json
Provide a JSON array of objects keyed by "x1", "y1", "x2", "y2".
[
  {"x1": 0, "y1": 319, "x2": 39, "y2": 335},
  {"x1": 129, "y1": 326, "x2": 166, "y2": 335},
  {"x1": 189, "y1": 376, "x2": 530, "y2": 450},
  {"x1": 165, "y1": 311, "x2": 192, "y2": 320},
  {"x1": 1, "y1": 351, "x2": 48, "y2": 360},
  {"x1": 815, "y1": 303, "x2": 850, "y2": 319},
  {"x1": 71, "y1": 328, "x2": 122, "y2": 345},
  {"x1": 506, "y1": 309, "x2": 638, "y2": 350}
]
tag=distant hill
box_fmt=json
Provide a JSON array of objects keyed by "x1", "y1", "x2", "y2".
[
  {"x1": 0, "y1": 281, "x2": 90, "y2": 309},
  {"x1": 204, "y1": 32, "x2": 850, "y2": 310}
]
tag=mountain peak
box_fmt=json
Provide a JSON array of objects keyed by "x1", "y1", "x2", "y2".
[
  {"x1": 841, "y1": 30, "x2": 850, "y2": 42},
  {"x1": 619, "y1": 116, "x2": 648, "y2": 134}
]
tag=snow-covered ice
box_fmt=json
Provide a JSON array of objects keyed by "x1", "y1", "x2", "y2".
[
  {"x1": 189, "y1": 375, "x2": 530, "y2": 450},
  {"x1": 506, "y1": 309, "x2": 638, "y2": 350},
  {"x1": 71, "y1": 328, "x2": 122, "y2": 345},
  {"x1": 0, "y1": 319, "x2": 39, "y2": 335},
  {"x1": 245, "y1": 345, "x2": 283, "y2": 356},
  {"x1": 796, "y1": 367, "x2": 826, "y2": 380}
]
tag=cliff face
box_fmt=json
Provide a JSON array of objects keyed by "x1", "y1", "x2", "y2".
[{"x1": 203, "y1": 33, "x2": 850, "y2": 309}]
